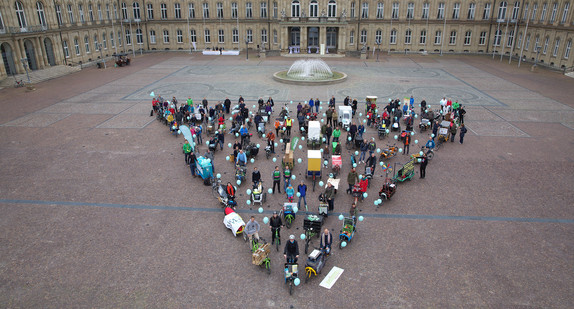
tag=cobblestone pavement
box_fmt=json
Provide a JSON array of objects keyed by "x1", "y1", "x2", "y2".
[{"x1": 1, "y1": 53, "x2": 573, "y2": 308}]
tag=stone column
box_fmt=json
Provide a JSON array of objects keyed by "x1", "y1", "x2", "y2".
[
  {"x1": 14, "y1": 39, "x2": 26, "y2": 73},
  {"x1": 35, "y1": 37, "x2": 46, "y2": 68},
  {"x1": 320, "y1": 26, "x2": 327, "y2": 46},
  {"x1": 300, "y1": 26, "x2": 307, "y2": 53},
  {"x1": 281, "y1": 26, "x2": 289, "y2": 53},
  {"x1": 338, "y1": 27, "x2": 346, "y2": 54}
]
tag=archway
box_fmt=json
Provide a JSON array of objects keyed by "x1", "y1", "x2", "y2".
[
  {"x1": 43, "y1": 37, "x2": 56, "y2": 66},
  {"x1": 1, "y1": 43, "x2": 17, "y2": 75},
  {"x1": 23, "y1": 39, "x2": 38, "y2": 70}
]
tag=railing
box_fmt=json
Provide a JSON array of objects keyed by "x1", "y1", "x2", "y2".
[{"x1": 6, "y1": 25, "x2": 49, "y2": 34}]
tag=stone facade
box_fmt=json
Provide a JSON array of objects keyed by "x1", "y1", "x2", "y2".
[{"x1": 1, "y1": 0, "x2": 573, "y2": 78}]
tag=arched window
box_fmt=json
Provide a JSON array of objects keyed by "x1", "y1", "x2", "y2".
[
  {"x1": 375, "y1": 29, "x2": 382, "y2": 44},
  {"x1": 291, "y1": 0, "x2": 300, "y2": 17},
  {"x1": 63, "y1": 40, "x2": 70, "y2": 57},
  {"x1": 84, "y1": 35, "x2": 91, "y2": 52},
  {"x1": 133, "y1": 2, "x2": 141, "y2": 20},
  {"x1": 389, "y1": 29, "x2": 397, "y2": 44},
  {"x1": 74, "y1": 37, "x2": 80, "y2": 55},
  {"x1": 405, "y1": 29, "x2": 412, "y2": 44},
  {"x1": 121, "y1": 2, "x2": 128, "y2": 19},
  {"x1": 94, "y1": 34, "x2": 99, "y2": 50},
  {"x1": 136, "y1": 28, "x2": 143, "y2": 44},
  {"x1": 328, "y1": 0, "x2": 336, "y2": 17},
  {"x1": 498, "y1": 1, "x2": 507, "y2": 20},
  {"x1": 309, "y1": 0, "x2": 318, "y2": 17},
  {"x1": 36, "y1": 2, "x2": 47, "y2": 26},
  {"x1": 494, "y1": 29, "x2": 502, "y2": 46},
  {"x1": 360, "y1": 29, "x2": 367, "y2": 44},
  {"x1": 15, "y1": 1, "x2": 27, "y2": 29}
]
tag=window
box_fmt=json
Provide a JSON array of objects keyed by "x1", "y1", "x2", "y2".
[
  {"x1": 150, "y1": 30, "x2": 156, "y2": 43},
  {"x1": 133, "y1": 2, "x2": 140, "y2": 20},
  {"x1": 497, "y1": 1, "x2": 507, "y2": 20},
  {"x1": 273, "y1": 29, "x2": 277, "y2": 43},
  {"x1": 328, "y1": 0, "x2": 336, "y2": 17},
  {"x1": 175, "y1": 3, "x2": 182, "y2": 19},
  {"x1": 63, "y1": 40, "x2": 69, "y2": 57},
  {"x1": 204, "y1": 29, "x2": 210, "y2": 43},
  {"x1": 350, "y1": 30, "x2": 355, "y2": 44},
  {"x1": 216, "y1": 2, "x2": 225, "y2": 19},
  {"x1": 452, "y1": 3, "x2": 460, "y2": 19},
  {"x1": 74, "y1": 38, "x2": 80, "y2": 55},
  {"x1": 98, "y1": 4, "x2": 103, "y2": 20},
  {"x1": 512, "y1": 1, "x2": 520, "y2": 20},
  {"x1": 531, "y1": 3, "x2": 538, "y2": 21},
  {"x1": 540, "y1": 2, "x2": 547, "y2": 21},
  {"x1": 543, "y1": 36, "x2": 549, "y2": 54},
  {"x1": 525, "y1": 33, "x2": 531, "y2": 50},
  {"x1": 246, "y1": 29, "x2": 252, "y2": 42},
  {"x1": 389, "y1": 29, "x2": 397, "y2": 44},
  {"x1": 106, "y1": 3, "x2": 111, "y2": 20},
  {"x1": 231, "y1": 2, "x2": 238, "y2": 18},
  {"x1": 464, "y1": 30, "x2": 471, "y2": 45},
  {"x1": 79, "y1": 3, "x2": 86, "y2": 22},
  {"x1": 161, "y1": 3, "x2": 167, "y2": 19},
  {"x1": 110, "y1": 32, "x2": 115, "y2": 47},
  {"x1": 376, "y1": 2, "x2": 384, "y2": 19},
  {"x1": 565, "y1": 40, "x2": 571, "y2": 59},
  {"x1": 232, "y1": 28, "x2": 238, "y2": 43},
  {"x1": 273, "y1": 1, "x2": 277, "y2": 18},
  {"x1": 361, "y1": 2, "x2": 369, "y2": 18},
  {"x1": 36, "y1": 1, "x2": 47, "y2": 27},
  {"x1": 561, "y1": 2, "x2": 570, "y2": 23},
  {"x1": 375, "y1": 29, "x2": 382, "y2": 43},
  {"x1": 479, "y1": 31, "x2": 487, "y2": 45},
  {"x1": 434, "y1": 30, "x2": 442, "y2": 44},
  {"x1": 125, "y1": 29, "x2": 131, "y2": 45},
  {"x1": 534, "y1": 35, "x2": 540, "y2": 50},
  {"x1": 468, "y1": 3, "x2": 476, "y2": 19},
  {"x1": 202, "y1": 3, "x2": 209, "y2": 18},
  {"x1": 88, "y1": 3, "x2": 94, "y2": 21},
  {"x1": 260, "y1": 2, "x2": 267, "y2": 18},
  {"x1": 437, "y1": 3, "x2": 445, "y2": 19},
  {"x1": 134, "y1": 28, "x2": 142, "y2": 44},
  {"x1": 94, "y1": 34, "x2": 99, "y2": 50},
  {"x1": 147, "y1": 3, "x2": 153, "y2": 19},
  {"x1": 405, "y1": 29, "x2": 412, "y2": 44},
  {"x1": 246, "y1": 2, "x2": 252, "y2": 18},
  {"x1": 177, "y1": 29, "x2": 183, "y2": 43},
  {"x1": 218, "y1": 29, "x2": 224, "y2": 43},
  {"x1": 407, "y1": 2, "x2": 414, "y2": 19},
  {"x1": 55, "y1": 4, "x2": 63, "y2": 25},
  {"x1": 422, "y1": 2, "x2": 429, "y2": 19},
  {"x1": 420, "y1": 30, "x2": 427, "y2": 44},
  {"x1": 102, "y1": 33, "x2": 107, "y2": 48},
  {"x1": 118, "y1": 30, "x2": 122, "y2": 46},
  {"x1": 163, "y1": 29, "x2": 169, "y2": 43},
  {"x1": 291, "y1": 1, "x2": 300, "y2": 17},
  {"x1": 494, "y1": 30, "x2": 502, "y2": 46},
  {"x1": 84, "y1": 36, "x2": 91, "y2": 52},
  {"x1": 483, "y1": 3, "x2": 491, "y2": 19},
  {"x1": 114, "y1": 3, "x2": 119, "y2": 19},
  {"x1": 552, "y1": 38, "x2": 560, "y2": 56},
  {"x1": 449, "y1": 30, "x2": 457, "y2": 45},
  {"x1": 350, "y1": 2, "x2": 356, "y2": 18},
  {"x1": 522, "y1": 3, "x2": 529, "y2": 20},
  {"x1": 360, "y1": 29, "x2": 367, "y2": 44},
  {"x1": 517, "y1": 31, "x2": 522, "y2": 47},
  {"x1": 550, "y1": 2, "x2": 558, "y2": 22},
  {"x1": 15, "y1": 1, "x2": 27, "y2": 28},
  {"x1": 507, "y1": 30, "x2": 514, "y2": 46},
  {"x1": 391, "y1": 2, "x2": 399, "y2": 19},
  {"x1": 188, "y1": 3, "x2": 195, "y2": 18},
  {"x1": 310, "y1": 0, "x2": 318, "y2": 17},
  {"x1": 120, "y1": 2, "x2": 127, "y2": 19},
  {"x1": 67, "y1": 4, "x2": 74, "y2": 23},
  {"x1": 190, "y1": 29, "x2": 197, "y2": 42},
  {"x1": 261, "y1": 29, "x2": 267, "y2": 43}
]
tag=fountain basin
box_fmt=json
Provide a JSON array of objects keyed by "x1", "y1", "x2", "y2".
[
  {"x1": 273, "y1": 71, "x2": 347, "y2": 85},
  {"x1": 273, "y1": 58, "x2": 347, "y2": 85}
]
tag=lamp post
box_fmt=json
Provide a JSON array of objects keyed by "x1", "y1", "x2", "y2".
[
  {"x1": 245, "y1": 38, "x2": 249, "y2": 60},
  {"x1": 20, "y1": 58, "x2": 30, "y2": 83},
  {"x1": 376, "y1": 39, "x2": 381, "y2": 62},
  {"x1": 97, "y1": 43, "x2": 107, "y2": 69}
]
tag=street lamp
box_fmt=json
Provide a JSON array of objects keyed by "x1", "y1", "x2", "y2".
[
  {"x1": 245, "y1": 39, "x2": 249, "y2": 60},
  {"x1": 533, "y1": 45, "x2": 542, "y2": 68},
  {"x1": 20, "y1": 58, "x2": 30, "y2": 84},
  {"x1": 97, "y1": 43, "x2": 107, "y2": 69},
  {"x1": 376, "y1": 39, "x2": 381, "y2": 62}
]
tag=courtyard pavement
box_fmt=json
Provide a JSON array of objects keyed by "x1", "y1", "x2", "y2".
[{"x1": 0, "y1": 52, "x2": 573, "y2": 308}]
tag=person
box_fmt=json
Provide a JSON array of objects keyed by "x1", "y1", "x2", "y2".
[
  {"x1": 329, "y1": 95, "x2": 336, "y2": 107},
  {"x1": 333, "y1": 142, "x2": 341, "y2": 155},
  {"x1": 409, "y1": 95, "x2": 414, "y2": 109},
  {"x1": 245, "y1": 216, "x2": 261, "y2": 243},
  {"x1": 349, "y1": 203, "x2": 358, "y2": 218},
  {"x1": 326, "y1": 107, "x2": 333, "y2": 126},
  {"x1": 269, "y1": 211, "x2": 283, "y2": 245},
  {"x1": 183, "y1": 140, "x2": 192, "y2": 164},
  {"x1": 252, "y1": 167, "x2": 261, "y2": 185},
  {"x1": 308, "y1": 99, "x2": 314, "y2": 112},
  {"x1": 224, "y1": 97, "x2": 231, "y2": 113},
  {"x1": 284, "y1": 235, "x2": 300, "y2": 263},
  {"x1": 202, "y1": 97, "x2": 208, "y2": 109},
  {"x1": 449, "y1": 121, "x2": 458, "y2": 142},
  {"x1": 285, "y1": 117, "x2": 292, "y2": 137},
  {"x1": 274, "y1": 119, "x2": 281, "y2": 136},
  {"x1": 344, "y1": 96, "x2": 350, "y2": 106},
  {"x1": 267, "y1": 96, "x2": 274, "y2": 106},
  {"x1": 420, "y1": 154, "x2": 428, "y2": 179},
  {"x1": 315, "y1": 99, "x2": 320, "y2": 113},
  {"x1": 236, "y1": 149, "x2": 247, "y2": 166},
  {"x1": 189, "y1": 151, "x2": 197, "y2": 177},
  {"x1": 332, "y1": 109, "x2": 338, "y2": 127},
  {"x1": 283, "y1": 166, "x2": 292, "y2": 192},
  {"x1": 352, "y1": 98, "x2": 358, "y2": 116},
  {"x1": 347, "y1": 168, "x2": 359, "y2": 194},
  {"x1": 272, "y1": 166, "x2": 281, "y2": 193},
  {"x1": 332, "y1": 127, "x2": 341, "y2": 143},
  {"x1": 286, "y1": 184, "x2": 295, "y2": 202},
  {"x1": 459, "y1": 106, "x2": 466, "y2": 124},
  {"x1": 403, "y1": 133, "x2": 410, "y2": 155},
  {"x1": 425, "y1": 137, "x2": 435, "y2": 151},
  {"x1": 226, "y1": 182, "x2": 236, "y2": 198},
  {"x1": 325, "y1": 183, "x2": 335, "y2": 211},
  {"x1": 319, "y1": 228, "x2": 333, "y2": 254},
  {"x1": 432, "y1": 121, "x2": 439, "y2": 140},
  {"x1": 267, "y1": 131, "x2": 276, "y2": 153},
  {"x1": 297, "y1": 181, "x2": 307, "y2": 211},
  {"x1": 325, "y1": 124, "x2": 333, "y2": 145},
  {"x1": 420, "y1": 99, "x2": 427, "y2": 114},
  {"x1": 204, "y1": 149, "x2": 215, "y2": 170},
  {"x1": 366, "y1": 153, "x2": 377, "y2": 174},
  {"x1": 359, "y1": 141, "x2": 368, "y2": 164},
  {"x1": 368, "y1": 138, "x2": 376, "y2": 156},
  {"x1": 459, "y1": 124, "x2": 467, "y2": 144},
  {"x1": 240, "y1": 125, "x2": 249, "y2": 145},
  {"x1": 195, "y1": 125, "x2": 203, "y2": 144},
  {"x1": 217, "y1": 131, "x2": 225, "y2": 150},
  {"x1": 233, "y1": 140, "x2": 242, "y2": 151}
]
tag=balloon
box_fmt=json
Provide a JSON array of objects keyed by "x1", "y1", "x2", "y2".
[
  {"x1": 353, "y1": 163, "x2": 357, "y2": 168},
  {"x1": 247, "y1": 189, "x2": 252, "y2": 195},
  {"x1": 374, "y1": 200, "x2": 379, "y2": 205},
  {"x1": 324, "y1": 160, "x2": 328, "y2": 166},
  {"x1": 226, "y1": 156, "x2": 230, "y2": 161},
  {"x1": 322, "y1": 137, "x2": 326, "y2": 142},
  {"x1": 252, "y1": 105, "x2": 256, "y2": 108},
  {"x1": 320, "y1": 148, "x2": 324, "y2": 153},
  {"x1": 320, "y1": 106, "x2": 323, "y2": 110},
  {"x1": 237, "y1": 180, "x2": 242, "y2": 185},
  {"x1": 280, "y1": 139, "x2": 283, "y2": 143},
  {"x1": 228, "y1": 143, "x2": 232, "y2": 148},
  {"x1": 150, "y1": 91, "x2": 155, "y2": 97},
  {"x1": 359, "y1": 174, "x2": 363, "y2": 179},
  {"x1": 284, "y1": 116, "x2": 287, "y2": 119},
  {"x1": 268, "y1": 188, "x2": 273, "y2": 194},
  {"x1": 386, "y1": 129, "x2": 390, "y2": 133},
  {"x1": 291, "y1": 175, "x2": 296, "y2": 180},
  {"x1": 293, "y1": 206, "x2": 298, "y2": 213},
  {"x1": 358, "y1": 216, "x2": 364, "y2": 222},
  {"x1": 263, "y1": 217, "x2": 269, "y2": 224},
  {"x1": 294, "y1": 278, "x2": 301, "y2": 286},
  {"x1": 273, "y1": 158, "x2": 277, "y2": 162},
  {"x1": 394, "y1": 135, "x2": 398, "y2": 140},
  {"x1": 301, "y1": 137, "x2": 305, "y2": 141},
  {"x1": 257, "y1": 144, "x2": 261, "y2": 148},
  {"x1": 263, "y1": 134, "x2": 266, "y2": 138},
  {"x1": 363, "y1": 193, "x2": 368, "y2": 198},
  {"x1": 323, "y1": 113, "x2": 327, "y2": 117},
  {"x1": 300, "y1": 234, "x2": 306, "y2": 240},
  {"x1": 379, "y1": 162, "x2": 384, "y2": 166},
  {"x1": 250, "y1": 158, "x2": 255, "y2": 163},
  {"x1": 217, "y1": 173, "x2": 221, "y2": 179},
  {"x1": 420, "y1": 151, "x2": 424, "y2": 156},
  {"x1": 298, "y1": 158, "x2": 302, "y2": 164},
  {"x1": 431, "y1": 134, "x2": 435, "y2": 138},
  {"x1": 275, "y1": 143, "x2": 278, "y2": 147},
  {"x1": 296, "y1": 192, "x2": 301, "y2": 197},
  {"x1": 229, "y1": 117, "x2": 233, "y2": 121},
  {"x1": 418, "y1": 158, "x2": 422, "y2": 163},
  {"x1": 206, "y1": 141, "x2": 210, "y2": 145},
  {"x1": 359, "y1": 113, "x2": 363, "y2": 117},
  {"x1": 411, "y1": 132, "x2": 415, "y2": 135},
  {"x1": 298, "y1": 145, "x2": 302, "y2": 149},
  {"x1": 415, "y1": 139, "x2": 419, "y2": 144},
  {"x1": 339, "y1": 214, "x2": 344, "y2": 220},
  {"x1": 415, "y1": 114, "x2": 418, "y2": 119},
  {"x1": 246, "y1": 200, "x2": 251, "y2": 205},
  {"x1": 341, "y1": 241, "x2": 347, "y2": 248},
  {"x1": 377, "y1": 148, "x2": 381, "y2": 153},
  {"x1": 348, "y1": 137, "x2": 352, "y2": 141},
  {"x1": 399, "y1": 148, "x2": 403, "y2": 153},
  {"x1": 355, "y1": 151, "x2": 359, "y2": 156},
  {"x1": 290, "y1": 101, "x2": 293, "y2": 104},
  {"x1": 363, "y1": 120, "x2": 367, "y2": 123},
  {"x1": 319, "y1": 181, "x2": 324, "y2": 187},
  {"x1": 306, "y1": 116, "x2": 310, "y2": 119},
  {"x1": 377, "y1": 199, "x2": 382, "y2": 204},
  {"x1": 321, "y1": 119, "x2": 324, "y2": 123},
  {"x1": 177, "y1": 130, "x2": 181, "y2": 134},
  {"x1": 346, "y1": 127, "x2": 350, "y2": 131},
  {"x1": 258, "y1": 207, "x2": 263, "y2": 213}
]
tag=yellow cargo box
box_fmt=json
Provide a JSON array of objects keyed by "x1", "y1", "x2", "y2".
[{"x1": 307, "y1": 150, "x2": 322, "y2": 171}]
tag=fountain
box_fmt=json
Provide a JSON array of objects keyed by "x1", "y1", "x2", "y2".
[{"x1": 273, "y1": 59, "x2": 347, "y2": 85}]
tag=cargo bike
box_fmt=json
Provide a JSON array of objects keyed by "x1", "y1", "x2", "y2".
[
  {"x1": 306, "y1": 150, "x2": 322, "y2": 191},
  {"x1": 303, "y1": 214, "x2": 324, "y2": 254},
  {"x1": 304, "y1": 247, "x2": 329, "y2": 283},
  {"x1": 339, "y1": 216, "x2": 357, "y2": 249}
]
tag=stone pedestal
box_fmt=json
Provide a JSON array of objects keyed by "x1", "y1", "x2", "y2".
[
  {"x1": 259, "y1": 50, "x2": 266, "y2": 58},
  {"x1": 360, "y1": 51, "x2": 367, "y2": 60}
]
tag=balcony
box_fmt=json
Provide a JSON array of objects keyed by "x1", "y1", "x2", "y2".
[{"x1": 6, "y1": 25, "x2": 49, "y2": 34}]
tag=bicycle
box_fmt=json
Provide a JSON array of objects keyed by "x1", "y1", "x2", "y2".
[
  {"x1": 281, "y1": 204, "x2": 296, "y2": 229},
  {"x1": 250, "y1": 237, "x2": 271, "y2": 274},
  {"x1": 272, "y1": 227, "x2": 281, "y2": 252},
  {"x1": 14, "y1": 79, "x2": 24, "y2": 88}
]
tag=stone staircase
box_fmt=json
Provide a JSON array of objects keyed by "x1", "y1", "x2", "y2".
[{"x1": 0, "y1": 65, "x2": 81, "y2": 88}]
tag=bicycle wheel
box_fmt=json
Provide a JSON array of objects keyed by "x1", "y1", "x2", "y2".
[
  {"x1": 305, "y1": 239, "x2": 309, "y2": 254},
  {"x1": 275, "y1": 237, "x2": 280, "y2": 252},
  {"x1": 345, "y1": 141, "x2": 352, "y2": 150},
  {"x1": 285, "y1": 215, "x2": 293, "y2": 228},
  {"x1": 289, "y1": 282, "x2": 293, "y2": 295},
  {"x1": 266, "y1": 260, "x2": 271, "y2": 274},
  {"x1": 212, "y1": 185, "x2": 220, "y2": 199},
  {"x1": 426, "y1": 151, "x2": 434, "y2": 160}
]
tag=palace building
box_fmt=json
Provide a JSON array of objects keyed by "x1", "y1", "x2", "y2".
[{"x1": 1, "y1": 1, "x2": 573, "y2": 78}]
